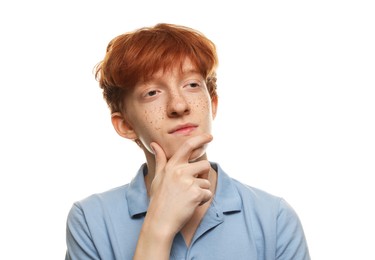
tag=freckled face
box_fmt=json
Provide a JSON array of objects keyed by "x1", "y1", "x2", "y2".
[{"x1": 123, "y1": 59, "x2": 217, "y2": 160}]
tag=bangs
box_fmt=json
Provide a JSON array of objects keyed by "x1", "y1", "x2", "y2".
[{"x1": 103, "y1": 24, "x2": 217, "y2": 88}]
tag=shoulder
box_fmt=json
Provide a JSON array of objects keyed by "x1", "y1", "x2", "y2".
[
  {"x1": 68, "y1": 184, "x2": 129, "y2": 220},
  {"x1": 67, "y1": 164, "x2": 148, "y2": 223},
  {"x1": 214, "y1": 162, "x2": 285, "y2": 216},
  {"x1": 213, "y1": 162, "x2": 298, "y2": 218},
  {"x1": 230, "y1": 178, "x2": 310, "y2": 258},
  {"x1": 213, "y1": 163, "x2": 311, "y2": 258},
  {"x1": 229, "y1": 177, "x2": 300, "y2": 224},
  {"x1": 232, "y1": 178, "x2": 282, "y2": 208},
  {"x1": 81, "y1": 184, "x2": 128, "y2": 206},
  {"x1": 65, "y1": 184, "x2": 137, "y2": 259}
]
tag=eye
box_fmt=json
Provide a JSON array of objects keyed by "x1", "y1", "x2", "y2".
[
  {"x1": 187, "y1": 82, "x2": 200, "y2": 88},
  {"x1": 145, "y1": 90, "x2": 158, "y2": 97}
]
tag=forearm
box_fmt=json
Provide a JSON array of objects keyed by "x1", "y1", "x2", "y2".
[{"x1": 133, "y1": 215, "x2": 175, "y2": 260}]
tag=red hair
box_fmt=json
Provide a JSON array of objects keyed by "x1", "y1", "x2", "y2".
[{"x1": 94, "y1": 23, "x2": 218, "y2": 113}]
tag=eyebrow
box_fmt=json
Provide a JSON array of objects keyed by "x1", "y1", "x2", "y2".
[
  {"x1": 182, "y1": 69, "x2": 201, "y2": 75},
  {"x1": 147, "y1": 68, "x2": 202, "y2": 81}
]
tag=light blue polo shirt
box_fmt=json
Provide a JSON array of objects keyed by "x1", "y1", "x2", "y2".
[{"x1": 65, "y1": 163, "x2": 310, "y2": 260}]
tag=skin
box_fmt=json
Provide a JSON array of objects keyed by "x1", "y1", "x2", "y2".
[{"x1": 111, "y1": 58, "x2": 218, "y2": 259}]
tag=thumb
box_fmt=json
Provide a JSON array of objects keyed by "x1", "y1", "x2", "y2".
[{"x1": 150, "y1": 142, "x2": 167, "y2": 175}]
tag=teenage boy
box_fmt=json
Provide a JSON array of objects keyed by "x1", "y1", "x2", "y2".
[{"x1": 65, "y1": 23, "x2": 310, "y2": 260}]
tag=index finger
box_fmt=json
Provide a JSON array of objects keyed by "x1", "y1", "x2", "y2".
[{"x1": 168, "y1": 133, "x2": 213, "y2": 165}]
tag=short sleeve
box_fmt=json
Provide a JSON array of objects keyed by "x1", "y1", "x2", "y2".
[
  {"x1": 276, "y1": 199, "x2": 311, "y2": 260},
  {"x1": 65, "y1": 203, "x2": 100, "y2": 260}
]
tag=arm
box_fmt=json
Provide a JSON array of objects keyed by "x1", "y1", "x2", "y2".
[
  {"x1": 132, "y1": 215, "x2": 175, "y2": 260},
  {"x1": 276, "y1": 199, "x2": 311, "y2": 260},
  {"x1": 65, "y1": 203, "x2": 100, "y2": 260},
  {"x1": 133, "y1": 134, "x2": 213, "y2": 260}
]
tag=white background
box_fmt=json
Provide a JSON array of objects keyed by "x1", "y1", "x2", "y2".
[{"x1": 1, "y1": 0, "x2": 374, "y2": 259}]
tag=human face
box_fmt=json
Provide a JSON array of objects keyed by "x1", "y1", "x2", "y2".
[{"x1": 123, "y1": 59, "x2": 217, "y2": 161}]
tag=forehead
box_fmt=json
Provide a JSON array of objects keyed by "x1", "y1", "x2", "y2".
[{"x1": 147, "y1": 58, "x2": 201, "y2": 81}]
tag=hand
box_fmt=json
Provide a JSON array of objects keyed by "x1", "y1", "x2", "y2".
[{"x1": 147, "y1": 133, "x2": 213, "y2": 237}]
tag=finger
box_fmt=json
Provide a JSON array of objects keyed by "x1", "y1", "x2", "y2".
[
  {"x1": 169, "y1": 133, "x2": 213, "y2": 165},
  {"x1": 185, "y1": 160, "x2": 211, "y2": 180},
  {"x1": 196, "y1": 162, "x2": 211, "y2": 181},
  {"x1": 195, "y1": 178, "x2": 211, "y2": 190},
  {"x1": 150, "y1": 142, "x2": 167, "y2": 175},
  {"x1": 198, "y1": 189, "x2": 213, "y2": 206}
]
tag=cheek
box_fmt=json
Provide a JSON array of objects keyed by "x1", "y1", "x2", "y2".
[
  {"x1": 137, "y1": 107, "x2": 167, "y2": 154},
  {"x1": 140, "y1": 107, "x2": 166, "y2": 134},
  {"x1": 190, "y1": 96, "x2": 212, "y2": 118}
]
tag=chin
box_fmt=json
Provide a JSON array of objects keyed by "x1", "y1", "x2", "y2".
[
  {"x1": 188, "y1": 145, "x2": 208, "y2": 162},
  {"x1": 164, "y1": 142, "x2": 209, "y2": 162}
]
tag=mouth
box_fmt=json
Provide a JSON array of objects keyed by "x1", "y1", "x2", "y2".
[{"x1": 168, "y1": 123, "x2": 198, "y2": 135}]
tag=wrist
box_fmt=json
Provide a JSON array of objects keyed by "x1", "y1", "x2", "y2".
[
  {"x1": 141, "y1": 213, "x2": 176, "y2": 243},
  {"x1": 134, "y1": 216, "x2": 175, "y2": 260}
]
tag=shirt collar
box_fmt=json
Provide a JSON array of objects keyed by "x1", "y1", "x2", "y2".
[
  {"x1": 212, "y1": 162, "x2": 242, "y2": 213},
  {"x1": 126, "y1": 162, "x2": 242, "y2": 218},
  {"x1": 126, "y1": 164, "x2": 149, "y2": 217}
]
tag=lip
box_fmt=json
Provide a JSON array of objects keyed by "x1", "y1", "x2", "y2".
[{"x1": 168, "y1": 123, "x2": 198, "y2": 135}]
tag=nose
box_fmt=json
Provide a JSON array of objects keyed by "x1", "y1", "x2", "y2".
[{"x1": 167, "y1": 91, "x2": 190, "y2": 117}]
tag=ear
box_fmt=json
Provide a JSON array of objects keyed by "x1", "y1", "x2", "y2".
[
  {"x1": 211, "y1": 95, "x2": 218, "y2": 119},
  {"x1": 111, "y1": 112, "x2": 138, "y2": 140}
]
